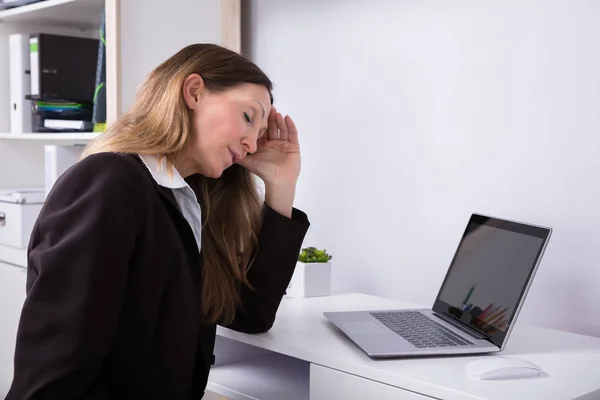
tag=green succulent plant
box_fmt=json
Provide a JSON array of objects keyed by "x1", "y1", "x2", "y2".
[{"x1": 298, "y1": 246, "x2": 332, "y2": 263}]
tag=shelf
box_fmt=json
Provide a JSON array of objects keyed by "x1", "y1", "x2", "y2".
[
  {"x1": 0, "y1": 132, "x2": 99, "y2": 144},
  {"x1": 207, "y1": 353, "x2": 309, "y2": 400},
  {"x1": 0, "y1": 244, "x2": 27, "y2": 268},
  {"x1": 0, "y1": 0, "x2": 104, "y2": 29}
]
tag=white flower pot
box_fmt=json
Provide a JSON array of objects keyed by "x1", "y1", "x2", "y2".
[{"x1": 287, "y1": 261, "x2": 331, "y2": 297}]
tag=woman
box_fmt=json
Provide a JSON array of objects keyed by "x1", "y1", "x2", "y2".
[{"x1": 6, "y1": 43, "x2": 310, "y2": 399}]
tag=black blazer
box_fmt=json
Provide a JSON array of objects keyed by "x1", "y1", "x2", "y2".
[{"x1": 6, "y1": 152, "x2": 310, "y2": 400}]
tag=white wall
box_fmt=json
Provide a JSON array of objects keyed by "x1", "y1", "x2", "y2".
[
  {"x1": 244, "y1": 0, "x2": 600, "y2": 337},
  {"x1": 119, "y1": 0, "x2": 221, "y2": 112}
]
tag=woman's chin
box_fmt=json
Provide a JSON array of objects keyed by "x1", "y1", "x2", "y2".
[
  {"x1": 196, "y1": 164, "x2": 224, "y2": 179},
  {"x1": 210, "y1": 165, "x2": 227, "y2": 178},
  {"x1": 207, "y1": 170, "x2": 224, "y2": 179}
]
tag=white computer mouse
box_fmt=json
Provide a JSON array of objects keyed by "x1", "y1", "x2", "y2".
[{"x1": 465, "y1": 356, "x2": 542, "y2": 380}]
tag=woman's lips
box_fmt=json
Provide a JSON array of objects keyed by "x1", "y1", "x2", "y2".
[{"x1": 229, "y1": 148, "x2": 241, "y2": 163}]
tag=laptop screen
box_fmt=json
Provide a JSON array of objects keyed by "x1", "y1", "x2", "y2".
[{"x1": 432, "y1": 214, "x2": 551, "y2": 348}]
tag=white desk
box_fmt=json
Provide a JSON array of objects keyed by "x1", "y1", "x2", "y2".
[{"x1": 207, "y1": 293, "x2": 600, "y2": 400}]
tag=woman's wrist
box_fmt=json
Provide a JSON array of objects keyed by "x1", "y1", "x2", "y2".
[{"x1": 264, "y1": 181, "x2": 297, "y2": 218}]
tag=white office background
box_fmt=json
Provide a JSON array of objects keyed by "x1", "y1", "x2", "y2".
[{"x1": 243, "y1": 0, "x2": 600, "y2": 338}]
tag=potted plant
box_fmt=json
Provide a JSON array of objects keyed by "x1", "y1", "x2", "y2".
[{"x1": 287, "y1": 246, "x2": 332, "y2": 297}]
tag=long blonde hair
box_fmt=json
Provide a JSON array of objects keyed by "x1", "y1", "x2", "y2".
[{"x1": 81, "y1": 43, "x2": 274, "y2": 325}]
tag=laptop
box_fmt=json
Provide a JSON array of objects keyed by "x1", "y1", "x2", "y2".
[{"x1": 323, "y1": 213, "x2": 552, "y2": 359}]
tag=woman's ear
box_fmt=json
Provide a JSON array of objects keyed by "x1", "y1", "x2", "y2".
[{"x1": 183, "y1": 73, "x2": 205, "y2": 110}]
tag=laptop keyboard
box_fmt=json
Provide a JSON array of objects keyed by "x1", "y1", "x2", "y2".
[{"x1": 370, "y1": 311, "x2": 475, "y2": 348}]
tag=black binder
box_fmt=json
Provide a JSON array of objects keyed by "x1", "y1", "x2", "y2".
[
  {"x1": 27, "y1": 33, "x2": 99, "y2": 132},
  {"x1": 29, "y1": 33, "x2": 99, "y2": 104}
]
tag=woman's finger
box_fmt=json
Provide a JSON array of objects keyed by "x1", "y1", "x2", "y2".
[
  {"x1": 277, "y1": 113, "x2": 288, "y2": 141},
  {"x1": 267, "y1": 107, "x2": 278, "y2": 140},
  {"x1": 285, "y1": 115, "x2": 299, "y2": 144}
]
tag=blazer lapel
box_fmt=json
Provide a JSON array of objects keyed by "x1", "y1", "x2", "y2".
[
  {"x1": 128, "y1": 154, "x2": 183, "y2": 218},
  {"x1": 155, "y1": 185, "x2": 183, "y2": 218},
  {"x1": 127, "y1": 153, "x2": 200, "y2": 264}
]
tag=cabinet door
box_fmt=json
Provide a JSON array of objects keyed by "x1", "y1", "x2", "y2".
[
  {"x1": 0, "y1": 263, "x2": 26, "y2": 397},
  {"x1": 310, "y1": 364, "x2": 434, "y2": 400}
]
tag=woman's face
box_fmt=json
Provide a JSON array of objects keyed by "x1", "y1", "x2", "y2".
[{"x1": 181, "y1": 74, "x2": 271, "y2": 178}]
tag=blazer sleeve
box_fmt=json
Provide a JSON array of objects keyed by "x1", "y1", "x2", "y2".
[
  {"x1": 6, "y1": 153, "x2": 145, "y2": 400},
  {"x1": 224, "y1": 204, "x2": 310, "y2": 334}
]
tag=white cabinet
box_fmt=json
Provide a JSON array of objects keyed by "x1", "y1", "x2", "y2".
[
  {"x1": 0, "y1": 200, "x2": 42, "y2": 248},
  {"x1": 309, "y1": 364, "x2": 435, "y2": 400},
  {"x1": 0, "y1": 263, "x2": 26, "y2": 398}
]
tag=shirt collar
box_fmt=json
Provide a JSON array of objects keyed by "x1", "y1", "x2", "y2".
[{"x1": 138, "y1": 154, "x2": 189, "y2": 190}]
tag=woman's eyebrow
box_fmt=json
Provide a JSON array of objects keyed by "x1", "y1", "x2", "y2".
[{"x1": 253, "y1": 100, "x2": 266, "y2": 118}]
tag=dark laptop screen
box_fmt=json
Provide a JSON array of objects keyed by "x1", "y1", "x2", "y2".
[{"x1": 432, "y1": 214, "x2": 551, "y2": 348}]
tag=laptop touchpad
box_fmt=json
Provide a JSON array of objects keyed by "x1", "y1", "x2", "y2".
[{"x1": 340, "y1": 321, "x2": 385, "y2": 335}]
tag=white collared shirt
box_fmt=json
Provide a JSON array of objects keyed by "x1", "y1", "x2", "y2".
[{"x1": 138, "y1": 154, "x2": 202, "y2": 251}]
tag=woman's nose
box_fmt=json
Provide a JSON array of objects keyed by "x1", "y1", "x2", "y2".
[{"x1": 242, "y1": 137, "x2": 257, "y2": 155}]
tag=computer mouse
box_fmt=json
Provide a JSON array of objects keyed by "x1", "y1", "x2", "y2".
[{"x1": 465, "y1": 356, "x2": 542, "y2": 380}]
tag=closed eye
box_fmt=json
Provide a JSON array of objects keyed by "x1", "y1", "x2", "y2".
[{"x1": 244, "y1": 112, "x2": 252, "y2": 124}]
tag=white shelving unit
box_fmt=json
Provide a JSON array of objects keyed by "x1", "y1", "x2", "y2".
[
  {"x1": 0, "y1": 0, "x2": 105, "y2": 190},
  {"x1": 0, "y1": 132, "x2": 99, "y2": 143},
  {"x1": 0, "y1": 0, "x2": 104, "y2": 29}
]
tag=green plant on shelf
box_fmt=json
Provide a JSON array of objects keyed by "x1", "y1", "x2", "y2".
[{"x1": 298, "y1": 246, "x2": 332, "y2": 263}]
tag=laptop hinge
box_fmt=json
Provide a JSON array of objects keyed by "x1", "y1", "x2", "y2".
[{"x1": 432, "y1": 312, "x2": 489, "y2": 340}]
